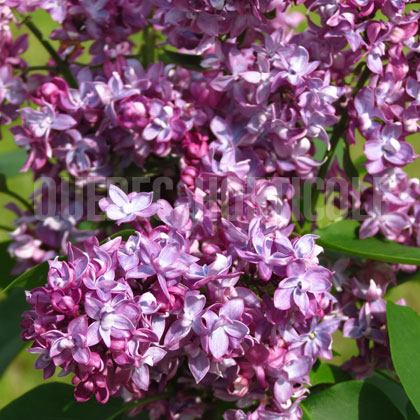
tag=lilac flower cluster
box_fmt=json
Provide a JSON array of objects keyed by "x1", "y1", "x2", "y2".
[
  {"x1": 13, "y1": 60, "x2": 209, "y2": 175},
  {"x1": 22, "y1": 187, "x2": 338, "y2": 418},
  {"x1": 7, "y1": 0, "x2": 281, "y2": 61},
  {"x1": 0, "y1": 0, "x2": 419, "y2": 417},
  {"x1": 343, "y1": 17, "x2": 420, "y2": 246},
  {"x1": 151, "y1": 0, "x2": 278, "y2": 51},
  {"x1": 7, "y1": 0, "x2": 151, "y2": 63}
]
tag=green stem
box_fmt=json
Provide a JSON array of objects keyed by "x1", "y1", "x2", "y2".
[
  {"x1": 302, "y1": 66, "x2": 371, "y2": 233},
  {"x1": 106, "y1": 392, "x2": 171, "y2": 420},
  {"x1": 2, "y1": 189, "x2": 33, "y2": 212},
  {"x1": 291, "y1": 209, "x2": 303, "y2": 235},
  {"x1": 74, "y1": 55, "x2": 140, "y2": 70},
  {"x1": 14, "y1": 11, "x2": 77, "y2": 88},
  {"x1": 141, "y1": 25, "x2": 156, "y2": 67},
  {"x1": 21, "y1": 65, "x2": 57, "y2": 73},
  {"x1": 0, "y1": 224, "x2": 13, "y2": 232}
]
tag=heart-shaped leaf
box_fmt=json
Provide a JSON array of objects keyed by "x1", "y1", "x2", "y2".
[
  {"x1": 0, "y1": 241, "x2": 14, "y2": 289},
  {"x1": 309, "y1": 360, "x2": 350, "y2": 386},
  {"x1": 314, "y1": 220, "x2": 420, "y2": 266},
  {"x1": 0, "y1": 149, "x2": 27, "y2": 177},
  {"x1": 365, "y1": 372, "x2": 410, "y2": 419},
  {"x1": 0, "y1": 383, "x2": 124, "y2": 420},
  {"x1": 164, "y1": 50, "x2": 204, "y2": 71},
  {"x1": 387, "y1": 301, "x2": 420, "y2": 415},
  {"x1": 2, "y1": 260, "x2": 49, "y2": 295},
  {"x1": 102, "y1": 229, "x2": 136, "y2": 243},
  {"x1": 301, "y1": 380, "x2": 404, "y2": 420},
  {"x1": 0, "y1": 288, "x2": 29, "y2": 377}
]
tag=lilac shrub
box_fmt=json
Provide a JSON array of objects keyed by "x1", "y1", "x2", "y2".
[{"x1": 0, "y1": 0, "x2": 419, "y2": 418}]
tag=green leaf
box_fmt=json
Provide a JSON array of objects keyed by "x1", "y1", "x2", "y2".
[
  {"x1": 301, "y1": 380, "x2": 404, "y2": 420},
  {"x1": 104, "y1": 229, "x2": 136, "y2": 243},
  {"x1": 366, "y1": 372, "x2": 409, "y2": 419},
  {"x1": 0, "y1": 241, "x2": 14, "y2": 289},
  {"x1": 164, "y1": 50, "x2": 204, "y2": 71},
  {"x1": 353, "y1": 154, "x2": 367, "y2": 176},
  {"x1": 0, "y1": 172, "x2": 33, "y2": 211},
  {"x1": 314, "y1": 220, "x2": 420, "y2": 265},
  {"x1": 0, "y1": 173, "x2": 8, "y2": 192},
  {"x1": 342, "y1": 142, "x2": 360, "y2": 188},
  {"x1": 312, "y1": 138, "x2": 327, "y2": 162},
  {"x1": 309, "y1": 360, "x2": 351, "y2": 386},
  {"x1": 0, "y1": 149, "x2": 27, "y2": 177},
  {"x1": 0, "y1": 383, "x2": 124, "y2": 420},
  {"x1": 1, "y1": 260, "x2": 49, "y2": 295},
  {"x1": 407, "y1": 401, "x2": 420, "y2": 420},
  {"x1": 0, "y1": 288, "x2": 29, "y2": 377},
  {"x1": 387, "y1": 301, "x2": 420, "y2": 415}
]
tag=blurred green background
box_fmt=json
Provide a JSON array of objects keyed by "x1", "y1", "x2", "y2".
[{"x1": 1, "y1": 8, "x2": 420, "y2": 410}]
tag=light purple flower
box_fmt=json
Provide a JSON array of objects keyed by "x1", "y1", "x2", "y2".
[
  {"x1": 202, "y1": 298, "x2": 249, "y2": 360},
  {"x1": 126, "y1": 236, "x2": 198, "y2": 299},
  {"x1": 95, "y1": 71, "x2": 139, "y2": 108},
  {"x1": 365, "y1": 124, "x2": 416, "y2": 173},
  {"x1": 47, "y1": 316, "x2": 91, "y2": 365},
  {"x1": 41, "y1": 0, "x2": 67, "y2": 23},
  {"x1": 236, "y1": 219, "x2": 289, "y2": 281},
  {"x1": 272, "y1": 356, "x2": 312, "y2": 404},
  {"x1": 117, "y1": 233, "x2": 141, "y2": 271},
  {"x1": 47, "y1": 258, "x2": 75, "y2": 289},
  {"x1": 359, "y1": 197, "x2": 411, "y2": 241},
  {"x1": 130, "y1": 346, "x2": 167, "y2": 391},
  {"x1": 99, "y1": 185, "x2": 159, "y2": 225},
  {"x1": 185, "y1": 254, "x2": 235, "y2": 288},
  {"x1": 186, "y1": 344, "x2": 210, "y2": 383},
  {"x1": 143, "y1": 99, "x2": 186, "y2": 142},
  {"x1": 273, "y1": 46, "x2": 319, "y2": 86},
  {"x1": 343, "y1": 303, "x2": 386, "y2": 344},
  {"x1": 164, "y1": 294, "x2": 206, "y2": 347},
  {"x1": 406, "y1": 77, "x2": 420, "y2": 105},
  {"x1": 19, "y1": 104, "x2": 77, "y2": 139},
  {"x1": 285, "y1": 317, "x2": 340, "y2": 360},
  {"x1": 157, "y1": 200, "x2": 190, "y2": 229},
  {"x1": 274, "y1": 261, "x2": 332, "y2": 315},
  {"x1": 85, "y1": 294, "x2": 139, "y2": 348},
  {"x1": 0, "y1": 65, "x2": 26, "y2": 105},
  {"x1": 135, "y1": 292, "x2": 161, "y2": 315},
  {"x1": 365, "y1": 22, "x2": 388, "y2": 74},
  {"x1": 27, "y1": 345, "x2": 56, "y2": 379},
  {"x1": 274, "y1": 233, "x2": 321, "y2": 264},
  {"x1": 354, "y1": 87, "x2": 384, "y2": 134}
]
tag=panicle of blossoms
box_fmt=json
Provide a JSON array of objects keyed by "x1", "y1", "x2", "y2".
[
  {"x1": 150, "y1": 0, "x2": 280, "y2": 51},
  {"x1": 12, "y1": 57, "x2": 208, "y2": 177},
  {"x1": 21, "y1": 188, "x2": 338, "y2": 418},
  {"x1": 303, "y1": 1, "x2": 420, "y2": 248},
  {"x1": 6, "y1": 0, "x2": 151, "y2": 63}
]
